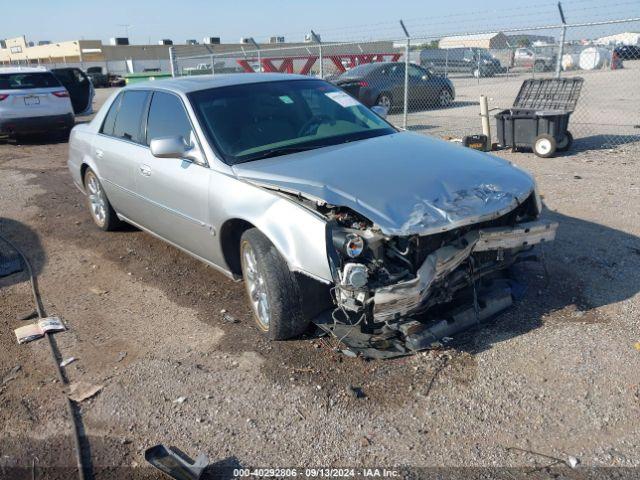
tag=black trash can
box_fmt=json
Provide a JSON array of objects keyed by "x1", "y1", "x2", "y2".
[{"x1": 495, "y1": 77, "x2": 583, "y2": 158}]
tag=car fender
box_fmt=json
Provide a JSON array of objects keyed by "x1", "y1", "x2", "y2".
[{"x1": 215, "y1": 177, "x2": 332, "y2": 283}]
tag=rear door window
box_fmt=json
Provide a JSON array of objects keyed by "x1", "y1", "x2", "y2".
[
  {"x1": 0, "y1": 72, "x2": 61, "y2": 90},
  {"x1": 101, "y1": 93, "x2": 123, "y2": 136},
  {"x1": 111, "y1": 90, "x2": 149, "y2": 143},
  {"x1": 145, "y1": 91, "x2": 193, "y2": 145}
]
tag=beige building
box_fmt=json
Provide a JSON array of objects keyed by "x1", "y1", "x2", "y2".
[
  {"x1": 439, "y1": 32, "x2": 510, "y2": 50},
  {"x1": 0, "y1": 35, "x2": 173, "y2": 73}
]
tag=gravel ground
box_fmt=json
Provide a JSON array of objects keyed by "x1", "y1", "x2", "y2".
[{"x1": 0, "y1": 86, "x2": 639, "y2": 479}]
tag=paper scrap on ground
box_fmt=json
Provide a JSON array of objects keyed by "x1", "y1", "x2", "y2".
[
  {"x1": 14, "y1": 316, "x2": 66, "y2": 344},
  {"x1": 68, "y1": 381, "x2": 103, "y2": 402}
]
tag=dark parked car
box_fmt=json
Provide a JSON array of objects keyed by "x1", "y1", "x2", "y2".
[
  {"x1": 615, "y1": 44, "x2": 640, "y2": 60},
  {"x1": 420, "y1": 48, "x2": 505, "y2": 77},
  {"x1": 86, "y1": 66, "x2": 109, "y2": 88},
  {"x1": 332, "y1": 62, "x2": 455, "y2": 110}
]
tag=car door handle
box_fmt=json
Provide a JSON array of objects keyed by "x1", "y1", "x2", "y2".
[
  {"x1": 95, "y1": 149, "x2": 104, "y2": 159},
  {"x1": 139, "y1": 164, "x2": 151, "y2": 177}
]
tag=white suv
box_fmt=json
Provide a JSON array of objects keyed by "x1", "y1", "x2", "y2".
[{"x1": 0, "y1": 66, "x2": 75, "y2": 139}]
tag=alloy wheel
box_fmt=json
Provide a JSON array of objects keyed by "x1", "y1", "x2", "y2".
[
  {"x1": 377, "y1": 94, "x2": 392, "y2": 109},
  {"x1": 86, "y1": 172, "x2": 107, "y2": 227},
  {"x1": 241, "y1": 242, "x2": 270, "y2": 331}
]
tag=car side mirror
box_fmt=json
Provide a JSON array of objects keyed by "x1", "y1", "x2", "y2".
[
  {"x1": 371, "y1": 105, "x2": 389, "y2": 119},
  {"x1": 150, "y1": 135, "x2": 188, "y2": 159}
]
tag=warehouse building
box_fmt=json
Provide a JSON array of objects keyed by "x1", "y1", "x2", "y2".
[
  {"x1": 0, "y1": 35, "x2": 400, "y2": 76},
  {"x1": 439, "y1": 32, "x2": 510, "y2": 49},
  {"x1": 595, "y1": 32, "x2": 640, "y2": 45},
  {"x1": 0, "y1": 35, "x2": 173, "y2": 73}
]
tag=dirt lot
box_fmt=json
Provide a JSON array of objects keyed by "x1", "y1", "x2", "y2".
[{"x1": 1, "y1": 86, "x2": 639, "y2": 478}]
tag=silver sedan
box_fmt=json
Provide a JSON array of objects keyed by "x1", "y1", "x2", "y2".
[{"x1": 68, "y1": 73, "x2": 556, "y2": 355}]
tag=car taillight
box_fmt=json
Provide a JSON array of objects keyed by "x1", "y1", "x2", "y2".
[
  {"x1": 0, "y1": 94, "x2": 8, "y2": 101},
  {"x1": 52, "y1": 91, "x2": 70, "y2": 98},
  {"x1": 358, "y1": 81, "x2": 369, "y2": 87}
]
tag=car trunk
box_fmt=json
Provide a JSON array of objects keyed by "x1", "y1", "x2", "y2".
[{"x1": 335, "y1": 78, "x2": 364, "y2": 98}]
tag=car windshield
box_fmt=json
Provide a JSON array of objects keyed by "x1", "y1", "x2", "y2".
[
  {"x1": 0, "y1": 72, "x2": 61, "y2": 90},
  {"x1": 188, "y1": 79, "x2": 396, "y2": 164}
]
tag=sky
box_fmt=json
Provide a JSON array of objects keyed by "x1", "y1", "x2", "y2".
[{"x1": 2, "y1": 0, "x2": 639, "y2": 44}]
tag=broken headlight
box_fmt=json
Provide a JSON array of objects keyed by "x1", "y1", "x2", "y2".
[{"x1": 333, "y1": 231, "x2": 365, "y2": 258}]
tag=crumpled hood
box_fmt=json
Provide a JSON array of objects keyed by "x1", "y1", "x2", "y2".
[{"x1": 232, "y1": 132, "x2": 536, "y2": 236}]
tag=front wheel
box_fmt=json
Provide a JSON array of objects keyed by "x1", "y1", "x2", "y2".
[
  {"x1": 533, "y1": 134, "x2": 557, "y2": 158},
  {"x1": 84, "y1": 169, "x2": 122, "y2": 231},
  {"x1": 534, "y1": 61, "x2": 546, "y2": 72},
  {"x1": 438, "y1": 88, "x2": 453, "y2": 107},
  {"x1": 240, "y1": 228, "x2": 308, "y2": 340}
]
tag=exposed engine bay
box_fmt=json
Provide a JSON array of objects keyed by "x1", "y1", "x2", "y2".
[{"x1": 317, "y1": 192, "x2": 558, "y2": 357}]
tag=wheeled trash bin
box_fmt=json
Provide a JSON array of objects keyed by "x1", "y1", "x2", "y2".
[{"x1": 495, "y1": 77, "x2": 583, "y2": 158}]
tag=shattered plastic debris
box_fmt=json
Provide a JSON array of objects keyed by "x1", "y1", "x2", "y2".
[
  {"x1": 568, "y1": 456, "x2": 580, "y2": 469},
  {"x1": 347, "y1": 385, "x2": 366, "y2": 399},
  {"x1": 117, "y1": 351, "x2": 127, "y2": 362},
  {"x1": 60, "y1": 357, "x2": 77, "y2": 368},
  {"x1": 67, "y1": 381, "x2": 103, "y2": 402},
  {"x1": 145, "y1": 444, "x2": 209, "y2": 480},
  {"x1": 634, "y1": 342, "x2": 640, "y2": 352},
  {"x1": 222, "y1": 312, "x2": 239, "y2": 324},
  {"x1": 173, "y1": 396, "x2": 187, "y2": 404},
  {"x1": 89, "y1": 286, "x2": 109, "y2": 295}
]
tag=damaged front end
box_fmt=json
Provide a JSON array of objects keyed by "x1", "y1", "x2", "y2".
[{"x1": 321, "y1": 191, "x2": 557, "y2": 358}]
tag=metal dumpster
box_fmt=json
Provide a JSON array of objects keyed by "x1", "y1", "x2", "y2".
[
  {"x1": 495, "y1": 77, "x2": 583, "y2": 157},
  {"x1": 124, "y1": 72, "x2": 172, "y2": 85}
]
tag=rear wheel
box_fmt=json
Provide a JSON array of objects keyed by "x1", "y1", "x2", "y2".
[
  {"x1": 376, "y1": 92, "x2": 393, "y2": 109},
  {"x1": 557, "y1": 131, "x2": 573, "y2": 151},
  {"x1": 534, "y1": 61, "x2": 546, "y2": 72},
  {"x1": 83, "y1": 169, "x2": 122, "y2": 231},
  {"x1": 240, "y1": 228, "x2": 309, "y2": 340},
  {"x1": 533, "y1": 134, "x2": 557, "y2": 158}
]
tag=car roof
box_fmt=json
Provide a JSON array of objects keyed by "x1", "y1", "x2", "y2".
[
  {"x1": 124, "y1": 73, "x2": 315, "y2": 94},
  {"x1": 0, "y1": 66, "x2": 49, "y2": 74}
]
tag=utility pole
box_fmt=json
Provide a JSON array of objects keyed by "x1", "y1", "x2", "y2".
[
  {"x1": 555, "y1": 2, "x2": 567, "y2": 78},
  {"x1": 311, "y1": 30, "x2": 323, "y2": 78},
  {"x1": 248, "y1": 37, "x2": 261, "y2": 72},
  {"x1": 400, "y1": 20, "x2": 411, "y2": 129}
]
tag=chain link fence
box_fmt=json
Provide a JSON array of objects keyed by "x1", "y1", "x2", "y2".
[{"x1": 172, "y1": 17, "x2": 640, "y2": 153}]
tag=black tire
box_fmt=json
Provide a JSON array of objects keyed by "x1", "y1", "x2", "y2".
[
  {"x1": 533, "y1": 134, "x2": 557, "y2": 158},
  {"x1": 83, "y1": 168, "x2": 122, "y2": 231},
  {"x1": 376, "y1": 92, "x2": 393, "y2": 110},
  {"x1": 557, "y1": 131, "x2": 573, "y2": 151},
  {"x1": 240, "y1": 228, "x2": 308, "y2": 340},
  {"x1": 534, "y1": 61, "x2": 546, "y2": 72},
  {"x1": 437, "y1": 88, "x2": 454, "y2": 107}
]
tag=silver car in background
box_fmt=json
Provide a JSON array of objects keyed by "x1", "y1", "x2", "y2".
[{"x1": 68, "y1": 74, "x2": 557, "y2": 355}]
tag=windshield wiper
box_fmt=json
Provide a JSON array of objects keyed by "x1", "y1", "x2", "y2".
[{"x1": 243, "y1": 145, "x2": 321, "y2": 161}]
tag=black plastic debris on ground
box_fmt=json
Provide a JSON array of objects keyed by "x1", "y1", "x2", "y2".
[{"x1": 0, "y1": 251, "x2": 23, "y2": 278}]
